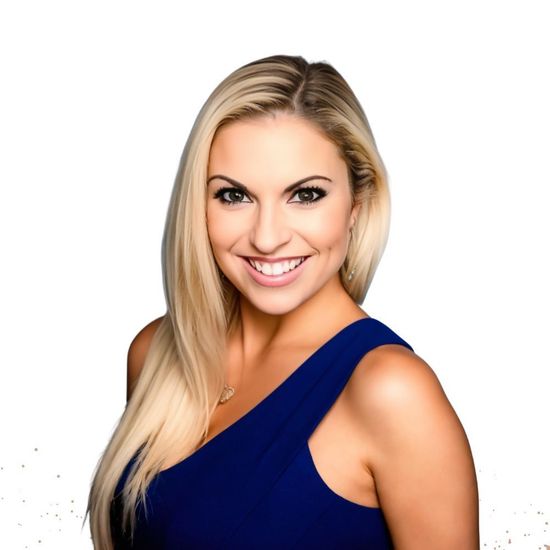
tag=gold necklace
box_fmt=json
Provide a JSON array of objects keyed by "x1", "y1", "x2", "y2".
[
  {"x1": 219, "y1": 383, "x2": 235, "y2": 404},
  {"x1": 219, "y1": 330, "x2": 245, "y2": 404}
]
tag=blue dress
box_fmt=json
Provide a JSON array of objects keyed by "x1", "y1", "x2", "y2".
[{"x1": 110, "y1": 316, "x2": 414, "y2": 549}]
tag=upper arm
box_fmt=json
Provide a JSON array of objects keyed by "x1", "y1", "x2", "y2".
[
  {"x1": 351, "y1": 346, "x2": 479, "y2": 549},
  {"x1": 126, "y1": 315, "x2": 165, "y2": 403}
]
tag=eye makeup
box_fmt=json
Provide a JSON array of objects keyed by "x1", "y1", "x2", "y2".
[{"x1": 213, "y1": 185, "x2": 327, "y2": 206}]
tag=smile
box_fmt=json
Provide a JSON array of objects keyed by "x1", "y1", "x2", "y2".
[
  {"x1": 246, "y1": 256, "x2": 307, "y2": 276},
  {"x1": 240, "y1": 255, "x2": 311, "y2": 288}
]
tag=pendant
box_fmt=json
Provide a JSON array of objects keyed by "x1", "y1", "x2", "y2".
[{"x1": 219, "y1": 384, "x2": 235, "y2": 404}]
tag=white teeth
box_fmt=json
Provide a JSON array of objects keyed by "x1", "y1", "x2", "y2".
[{"x1": 248, "y1": 257, "x2": 306, "y2": 275}]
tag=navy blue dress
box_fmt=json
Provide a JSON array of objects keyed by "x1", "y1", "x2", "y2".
[{"x1": 110, "y1": 316, "x2": 414, "y2": 549}]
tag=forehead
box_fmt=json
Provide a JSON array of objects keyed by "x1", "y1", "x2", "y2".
[{"x1": 207, "y1": 114, "x2": 346, "y2": 180}]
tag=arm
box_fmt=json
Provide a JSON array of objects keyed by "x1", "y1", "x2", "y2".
[
  {"x1": 352, "y1": 345, "x2": 479, "y2": 549},
  {"x1": 126, "y1": 315, "x2": 165, "y2": 402}
]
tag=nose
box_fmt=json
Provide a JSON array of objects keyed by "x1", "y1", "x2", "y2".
[{"x1": 249, "y1": 203, "x2": 292, "y2": 253}]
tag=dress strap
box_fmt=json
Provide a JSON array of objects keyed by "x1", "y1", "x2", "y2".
[{"x1": 299, "y1": 317, "x2": 414, "y2": 451}]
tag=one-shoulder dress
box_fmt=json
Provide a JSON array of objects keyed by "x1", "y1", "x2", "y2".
[{"x1": 110, "y1": 316, "x2": 414, "y2": 549}]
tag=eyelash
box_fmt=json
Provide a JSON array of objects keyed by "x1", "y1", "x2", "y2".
[{"x1": 213, "y1": 186, "x2": 327, "y2": 206}]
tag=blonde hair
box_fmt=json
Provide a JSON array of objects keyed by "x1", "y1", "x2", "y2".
[{"x1": 85, "y1": 54, "x2": 391, "y2": 549}]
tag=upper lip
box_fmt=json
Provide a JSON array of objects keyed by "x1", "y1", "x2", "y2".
[{"x1": 241, "y1": 255, "x2": 310, "y2": 263}]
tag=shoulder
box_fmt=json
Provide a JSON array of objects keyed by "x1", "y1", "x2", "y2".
[
  {"x1": 349, "y1": 343, "x2": 447, "y2": 421},
  {"x1": 348, "y1": 343, "x2": 464, "y2": 463},
  {"x1": 126, "y1": 314, "x2": 165, "y2": 401},
  {"x1": 128, "y1": 315, "x2": 165, "y2": 360},
  {"x1": 347, "y1": 344, "x2": 479, "y2": 547}
]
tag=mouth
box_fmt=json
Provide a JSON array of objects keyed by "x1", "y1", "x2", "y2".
[
  {"x1": 243, "y1": 255, "x2": 310, "y2": 276},
  {"x1": 240, "y1": 255, "x2": 312, "y2": 287}
]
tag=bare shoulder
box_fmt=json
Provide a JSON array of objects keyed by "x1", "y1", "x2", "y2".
[
  {"x1": 347, "y1": 344, "x2": 480, "y2": 548},
  {"x1": 348, "y1": 343, "x2": 448, "y2": 423},
  {"x1": 126, "y1": 314, "x2": 165, "y2": 402}
]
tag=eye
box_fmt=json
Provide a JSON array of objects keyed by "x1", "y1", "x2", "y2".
[
  {"x1": 213, "y1": 188, "x2": 252, "y2": 206},
  {"x1": 213, "y1": 186, "x2": 327, "y2": 206},
  {"x1": 288, "y1": 186, "x2": 327, "y2": 205}
]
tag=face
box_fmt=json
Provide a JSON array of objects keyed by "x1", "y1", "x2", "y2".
[{"x1": 206, "y1": 113, "x2": 360, "y2": 316}]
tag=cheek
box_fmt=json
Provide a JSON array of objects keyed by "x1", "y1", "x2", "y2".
[
  {"x1": 306, "y1": 204, "x2": 350, "y2": 244},
  {"x1": 206, "y1": 209, "x2": 238, "y2": 249}
]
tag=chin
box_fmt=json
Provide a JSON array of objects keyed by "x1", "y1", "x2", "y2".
[{"x1": 246, "y1": 283, "x2": 322, "y2": 312}]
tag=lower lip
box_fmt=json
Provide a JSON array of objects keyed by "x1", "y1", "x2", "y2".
[{"x1": 241, "y1": 256, "x2": 310, "y2": 287}]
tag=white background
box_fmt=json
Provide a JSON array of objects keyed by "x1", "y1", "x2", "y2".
[{"x1": 1, "y1": 1, "x2": 548, "y2": 548}]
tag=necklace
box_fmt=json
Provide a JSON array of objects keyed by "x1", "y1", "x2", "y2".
[
  {"x1": 219, "y1": 334, "x2": 244, "y2": 404},
  {"x1": 219, "y1": 383, "x2": 235, "y2": 404}
]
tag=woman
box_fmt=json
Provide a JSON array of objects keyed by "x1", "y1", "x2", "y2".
[{"x1": 86, "y1": 54, "x2": 479, "y2": 549}]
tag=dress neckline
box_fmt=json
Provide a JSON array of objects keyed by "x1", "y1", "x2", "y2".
[{"x1": 157, "y1": 315, "x2": 374, "y2": 477}]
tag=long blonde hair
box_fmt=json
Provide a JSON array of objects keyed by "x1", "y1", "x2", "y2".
[{"x1": 85, "y1": 54, "x2": 392, "y2": 549}]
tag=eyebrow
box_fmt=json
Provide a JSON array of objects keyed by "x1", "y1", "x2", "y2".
[{"x1": 206, "y1": 174, "x2": 333, "y2": 197}]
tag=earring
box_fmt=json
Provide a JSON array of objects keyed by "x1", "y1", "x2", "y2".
[{"x1": 347, "y1": 225, "x2": 356, "y2": 281}]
